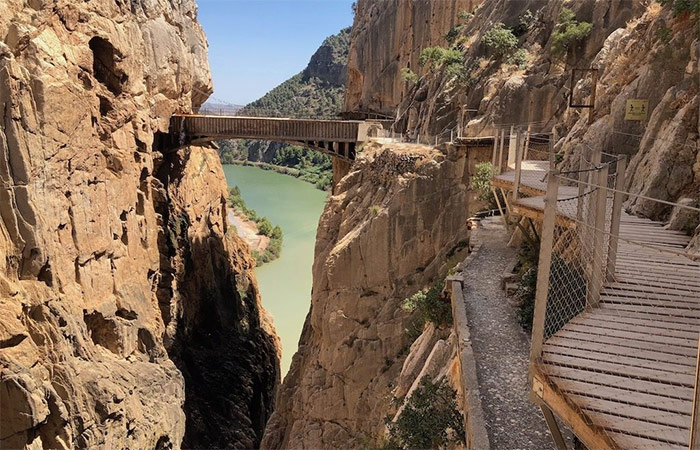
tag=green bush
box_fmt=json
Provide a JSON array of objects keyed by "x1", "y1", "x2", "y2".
[
  {"x1": 383, "y1": 376, "x2": 465, "y2": 450},
  {"x1": 507, "y1": 48, "x2": 529, "y2": 68},
  {"x1": 400, "y1": 68, "x2": 419, "y2": 84},
  {"x1": 551, "y1": 8, "x2": 593, "y2": 56},
  {"x1": 418, "y1": 46, "x2": 463, "y2": 71},
  {"x1": 257, "y1": 217, "x2": 273, "y2": 236},
  {"x1": 517, "y1": 267, "x2": 538, "y2": 331},
  {"x1": 402, "y1": 279, "x2": 452, "y2": 328},
  {"x1": 469, "y1": 162, "x2": 504, "y2": 210},
  {"x1": 482, "y1": 23, "x2": 519, "y2": 57}
]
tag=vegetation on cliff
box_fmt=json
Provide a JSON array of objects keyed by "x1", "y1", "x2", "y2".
[
  {"x1": 228, "y1": 187, "x2": 283, "y2": 266},
  {"x1": 380, "y1": 377, "x2": 465, "y2": 450}
]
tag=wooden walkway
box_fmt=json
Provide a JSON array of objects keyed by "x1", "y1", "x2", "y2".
[{"x1": 494, "y1": 161, "x2": 700, "y2": 449}]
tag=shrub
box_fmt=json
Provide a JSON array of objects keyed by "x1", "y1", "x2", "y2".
[
  {"x1": 482, "y1": 23, "x2": 519, "y2": 57},
  {"x1": 457, "y1": 10, "x2": 473, "y2": 21},
  {"x1": 402, "y1": 279, "x2": 452, "y2": 328},
  {"x1": 469, "y1": 162, "x2": 504, "y2": 210},
  {"x1": 418, "y1": 46, "x2": 463, "y2": 71},
  {"x1": 257, "y1": 217, "x2": 273, "y2": 236},
  {"x1": 506, "y1": 48, "x2": 529, "y2": 68},
  {"x1": 444, "y1": 25, "x2": 463, "y2": 44},
  {"x1": 400, "y1": 68, "x2": 419, "y2": 84},
  {"x1": 384, "y1": 377, "x2": 465, "y2": 450},
  {"x1": 517, "y1": 267, "x2": 538, "y2": 330},
  {"x1": 551, "y1": 8, "x2": 593, "y2": 56}
]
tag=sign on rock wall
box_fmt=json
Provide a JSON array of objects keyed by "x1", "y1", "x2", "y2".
[{"x1": 625, "y1": 99, "x2": 649, "y2": 121}]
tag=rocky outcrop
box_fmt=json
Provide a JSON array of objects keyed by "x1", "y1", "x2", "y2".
[
  {"x1": 0, "y1": 1, "x2": 278, "y2": 449},
  {"x1": 261, "y1": 142, "x2": 471, "y2": 449}
]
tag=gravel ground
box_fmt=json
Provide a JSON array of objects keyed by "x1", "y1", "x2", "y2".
[{"x1": 462, "y1": 217, "x2": 566, "y2": 450}]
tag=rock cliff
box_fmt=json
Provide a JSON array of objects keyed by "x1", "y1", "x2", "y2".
[
  {"x1": 0, "y1": 1, "x2": 279, "y2": 449},
  {"x1": 261, "y1": 142, "x2": 471, "y2": 449},
  {"x1": 346, "y1": 0, "x2": 698, "y2": 228}
]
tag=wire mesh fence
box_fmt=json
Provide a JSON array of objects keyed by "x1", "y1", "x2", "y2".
[{"x1": 529, "y1": 154, "x2": 700, "y2": 448}]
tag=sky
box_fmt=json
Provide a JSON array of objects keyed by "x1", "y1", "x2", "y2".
[{"x1": 197, "y1": 0, "x2": 355, "y2": 105}]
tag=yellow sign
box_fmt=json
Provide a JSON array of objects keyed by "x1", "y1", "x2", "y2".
[{"x1": 625, "y1": 99, "x2": 649, "y2": 121}]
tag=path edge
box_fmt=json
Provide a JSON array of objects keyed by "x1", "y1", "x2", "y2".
[{"x1": 447, "y1": 234, "x2": 491, "y2": 450}]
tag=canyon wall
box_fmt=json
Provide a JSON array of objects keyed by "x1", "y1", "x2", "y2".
[
  {"x1": 344, "y1": 0, "x2": 473, "y2": 115},
  {"x1": 261, "y1": 142, "x2": 471, "y2": 449},
  {"x1": 0, "y1": 1, "x2": 278, "y2": 449},
  {"x1": 347, "y1": 0, "x2": 698, "y2": 224}
]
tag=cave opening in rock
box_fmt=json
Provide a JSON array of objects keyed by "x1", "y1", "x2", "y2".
[{"x1": 89, "y1": 36, "x2": 127, "y2": 96}]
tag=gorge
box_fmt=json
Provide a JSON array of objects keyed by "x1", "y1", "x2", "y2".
[{"x1": 1, "y1": 0, "x2": 698, "y2": 449}]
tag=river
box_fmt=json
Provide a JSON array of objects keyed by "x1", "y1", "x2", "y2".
[{"x1": 222, "y1": 164, "x2": 327, "y2": 377}]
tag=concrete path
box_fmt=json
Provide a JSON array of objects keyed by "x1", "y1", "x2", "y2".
[{"x1": 461, "y1": 217, "x2": 568, "y2": 449}]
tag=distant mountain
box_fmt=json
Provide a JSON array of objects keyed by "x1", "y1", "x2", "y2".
[{"x1": 218, "y1": 27, "x2": 351, "y2": 166}]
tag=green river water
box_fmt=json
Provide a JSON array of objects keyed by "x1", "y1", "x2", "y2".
[{"x1": 222, "y1": 164, "x2": 328, "y2": 377}]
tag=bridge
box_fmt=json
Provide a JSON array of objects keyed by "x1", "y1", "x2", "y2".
[
  {"x1": 155, "y1": 114, "x2": 390, "y2": 162},
  {"x1": 490, "y1": 128, "x2": 700, "y2": 449}
]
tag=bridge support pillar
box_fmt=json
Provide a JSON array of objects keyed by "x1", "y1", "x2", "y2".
[{"x1": 332, "y1": 158, "x2": 352, "y2": 194}]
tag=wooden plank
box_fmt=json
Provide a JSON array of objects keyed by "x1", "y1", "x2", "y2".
[
  {"x1": 599, "y1": 297, "x2": 700, "y2": 316},
  {"x1": 601, "y1": 292, "x2": 700, "y2": 308},
  {"x1": 543, "y1": 352, "x2": 695, "y2": 387},
  {"x1": 569, "y1": 393, "x2": 691, "y2": 429},
  {"x1": 600, "y1": 295, "x2": 700, "y2": 312},
  {"x1": 606, "y1": 431, "x2": 686, "y2": 450},
  {"x1": 583, "y1": 410, "x2": 688, "y2": 446},
  {"x1": 602, "y1": 285, "x2": 700, "y2": 303},
  {"x1": 589, "y1": 308, "x2": 700, "y2": 331},
  {"x1": 550, "y1": 376, "x2": 692, "y2": 415},
  {"x1": 545, "y1": 342, "x2": 696, "y2": 376},
  {"x1": 560, "y1": 323, "x2": 699, "y2": 351},
  {"x1": 540, "y1": 404, "x2": 568, "y2": 450},
  {"x1": 599, "y1": 303, "x2": 700, "y2": 323},
  {"x1": 545, "y1": 334, "x2": 696, "y2": 367},
  {"x1": 613, "y1": 274, "x2": 700, "y2": 291},
  {"x1": 541, "y1": 364, "x2": 695, "y2": 401},
  {"x1": 553, "y1": 329, "x2": 698, "y2": 358},
  {"x1": 691, "y1": 336, "x2": 700, "y2": 450},
  {"x1": 571, "y1": 314, "x2": 700, "y2": 340}
]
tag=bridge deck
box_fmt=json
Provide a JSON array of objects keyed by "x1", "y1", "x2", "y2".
[{"x1": 495, "y1": 161, "x2": 700, "y2": 449}]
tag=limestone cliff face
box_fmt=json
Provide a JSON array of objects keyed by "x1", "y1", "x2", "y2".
[
  {"x1": 261, "y1": 142, "x2": 471, "y2": 449},
  {"x1": 344, "y1": 0, "x2": 472, "y2": 115},
  {"x1": 347, "y1": 0, "x2": 699, "y2": 226},
  {"x1": 0, "y1": 1, "x2": 278, "y2": 449}
]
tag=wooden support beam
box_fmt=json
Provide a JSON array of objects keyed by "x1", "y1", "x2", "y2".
[
  {"x1": 524, "y1": 123, "x2": 532, "y2": 160},
  {"x1": 691, "y1": 336, "x2": 700, "y2": 450},
  {"x1": 606, "y1": 155, "x2": 626, "y2": 281},
  {"x1": 532, "y1": 371, "x2": 617, "y2": 450},
  {"x1": 498, "y1": 129, "x2": 505, "y2": 174},
  {"x1": 492, "y1": 187, "x2": 508, "y2": 227},
  {"x1": 540, "y1": 404, "x2": 569, "y2": 450},
  {"x1": 529, "y1": 170, "x2": 559, "y2": 381},
  {"x1": 588, "y1": 165, "x2": 609, "y2": 308},
  {"x1": 512, "y1": 129, "x2": 524, "y2": 203}
]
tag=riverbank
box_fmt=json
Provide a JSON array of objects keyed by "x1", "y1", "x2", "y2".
[
  {"x1": 222, "y1": 164, "x2": 328, "y2": 376},
  {"x1": 229, "y1": 159, "x2": 332, "y2": 191},
  {"x1": 228, "y1": 186, "x2": 283, "y2": 266}
]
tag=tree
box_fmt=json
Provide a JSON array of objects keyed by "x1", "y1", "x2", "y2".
[{"x1": 551, "y1": 8, "x2": 593, "y2": 56}]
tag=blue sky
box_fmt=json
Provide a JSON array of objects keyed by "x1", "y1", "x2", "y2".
[{"x1": 197, "y1": 0, "x2": 354, "y2": 105}]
